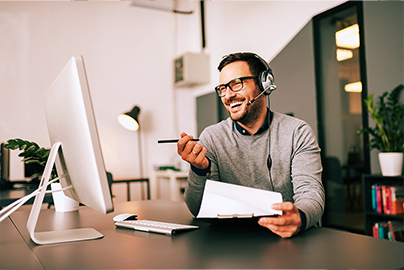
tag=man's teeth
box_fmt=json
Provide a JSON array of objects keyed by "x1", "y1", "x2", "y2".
[{"x1": 230, "y1": 101, "x2": 243, "y2": 108}]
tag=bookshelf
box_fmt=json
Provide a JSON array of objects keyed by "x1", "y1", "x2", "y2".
[{"x1": 362, "y1": 174, "x2": 404, "y2": 241}]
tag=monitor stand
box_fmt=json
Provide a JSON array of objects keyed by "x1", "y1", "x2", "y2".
[{"x1": 26, "y1": 142, "x2": 104, "y2": 245}]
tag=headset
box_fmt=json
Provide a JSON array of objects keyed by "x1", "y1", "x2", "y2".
[
  {"x1": 254, "y1": 54, "x2": 276, "y2": 95},
  {"x1": 246, "y1": 54, "x2": 277, "y2": 106}
]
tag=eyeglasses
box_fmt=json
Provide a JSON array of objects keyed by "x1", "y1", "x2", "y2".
[{"x1": 214, "y1": 76, "x2": 257, "y2": 97}]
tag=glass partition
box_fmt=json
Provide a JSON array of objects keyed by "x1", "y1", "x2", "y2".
[{"x1": 313, "y1": 1, "x2": 369, "y2": 233}]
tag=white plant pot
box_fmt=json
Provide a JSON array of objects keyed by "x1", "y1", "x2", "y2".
[
  {"x1": 378, "y1": 152, "x2": 403, "y2": 177},
  {"x1": 51, "y1": 183, "x2": 79, "y2": 212}
]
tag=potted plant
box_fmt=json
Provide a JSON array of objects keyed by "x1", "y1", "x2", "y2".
[
  {"x1": 4, "y1": 138, "x2": 79, "y2": 211},
  {"x1": 357, "y1": 84, "x2": 404, "y2": 176},
  {"x1": 4, "y1": 138, "x2": 54, "y2": 181}
]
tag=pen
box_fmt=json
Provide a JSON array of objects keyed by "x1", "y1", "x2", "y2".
[{"x1": 158, "y1": 139, "x2": 199, "y2": 144}]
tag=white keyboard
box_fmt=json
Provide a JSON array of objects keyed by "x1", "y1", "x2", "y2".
[{"x1": 115, "y1": 219, "x2": 199, "y2": 235}]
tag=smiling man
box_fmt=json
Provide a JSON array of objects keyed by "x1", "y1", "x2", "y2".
[{"x1": 177, "y1": 52, "x2": 325, "y2": 238}]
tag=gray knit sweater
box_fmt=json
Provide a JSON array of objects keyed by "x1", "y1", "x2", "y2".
[{"x1": 184, "y1": 111, "x2": 325, "y2": 230}]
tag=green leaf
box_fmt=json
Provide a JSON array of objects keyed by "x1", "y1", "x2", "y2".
[{"x1": 358, "y1": 84, "x2": 404, "y2": 152}]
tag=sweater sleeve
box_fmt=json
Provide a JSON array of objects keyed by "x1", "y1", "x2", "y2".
[
  {"x1": 184, "y1": 169, "x2": 208, "y2": 216},
  {"x1": 290, "y1": 123, "x2": 325, "y2": 230},
  {"x1": 184, "y1": 129, "x2": 220, "y2": 216}
]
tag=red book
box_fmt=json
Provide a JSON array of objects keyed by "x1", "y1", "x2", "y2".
[
  {"x1": 387, "y1": 186, "x2": 392, "y2": 215},
  {"x1": 391, "y1": 185, "x2": 404, "y2": 215},
  {"x1": 373, "y1": 223, "x2": 378, "y2": 238},
  {"x1": 388, "y1": 221, "x2": 396, "y2": 241},
  {"x1": 376, "y1": 185, "x2": 382, "y2": 214}
]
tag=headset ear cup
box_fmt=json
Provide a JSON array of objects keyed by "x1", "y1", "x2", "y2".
[
  {"x1": 260, "y1": 71, "x2": 273, "y2": 93},
  {"x1": 254, "y1": 54, "x2": 276, "y2": 95},
  {"x1": 257, "y1": 71, "x2": 264, "y2": 91}
]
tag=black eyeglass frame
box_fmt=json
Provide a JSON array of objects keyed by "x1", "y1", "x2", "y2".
[{"x1": 214, "y1": 76, "x2": 257, "y2": 97}]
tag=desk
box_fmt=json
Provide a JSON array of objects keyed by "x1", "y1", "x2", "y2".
[
  {"x1": 2, "y1": 200, "x2": 404, "y2": 269},
  {"x1": 151, "y1": 170, "x2": 188, "y2": 201},
  {"x1": 0, "y1": 216, "x2": 43, "y2": 269}
]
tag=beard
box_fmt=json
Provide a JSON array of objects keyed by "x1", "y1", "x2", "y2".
[{"x1": 228, "y1": 93, "x2": 265, "y2": 125}]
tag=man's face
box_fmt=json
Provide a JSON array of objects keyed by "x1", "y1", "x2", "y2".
[{"x1": 219, "y1": 61, "x2": 262, "y2": 123}]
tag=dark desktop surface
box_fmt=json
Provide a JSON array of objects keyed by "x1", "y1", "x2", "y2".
[
  {"x1": 0, "y1": 216, "x2": 43, "y2": 269},
  {"x1": 3, "y1": 200, "x2": 404, "y2": 269}
]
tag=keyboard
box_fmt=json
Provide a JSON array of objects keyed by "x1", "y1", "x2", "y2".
[{"x1": 115, "y1": 219, "x2": 199, "y2": 235}]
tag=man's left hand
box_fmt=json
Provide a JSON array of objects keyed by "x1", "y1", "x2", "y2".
[{"x1": 258, "y1": 202, "x2": 301, "y2": 238}]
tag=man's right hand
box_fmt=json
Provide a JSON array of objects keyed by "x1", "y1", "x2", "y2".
[{"x1": 177, "y1": 132, "x2": 209, "y2": 170}]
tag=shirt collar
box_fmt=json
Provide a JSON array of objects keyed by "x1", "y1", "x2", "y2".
[{"x1": 234, "y1": 109, "x2": 273, "y2": 136}]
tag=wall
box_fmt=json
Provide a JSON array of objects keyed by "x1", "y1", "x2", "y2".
[
  {"x1": 0, "y1": 1, "x2": 345, "y2": 201},
  {"x1": 0, "y1": 1, "x2": 177, "y2": 201},
  {"x1": 363, "y1": 1, "x2": 404, "y2": 174},
  {"x1": 268, "y1": 20, "x2": 318, "y2": 134}
]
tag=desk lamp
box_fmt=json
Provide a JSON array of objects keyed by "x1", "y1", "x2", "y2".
[{"x1": 118, "y1": 106, "x2": 143, "y2": 177}]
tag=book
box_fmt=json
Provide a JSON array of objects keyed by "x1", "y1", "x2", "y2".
[
  {"x1": 378, "y1": 222, "x2": 386, "y2": 239},
  {"x1": 372, "y1": 220, "x2": 404, "y2": 242},
  {"x1": 372, "y1": 183, "x2": 403, "y2": 215},
  {"x1": 373, "y1": 222, "x2": 379, "y2": 238},
  {"x1": 376, "y1": 184, "x2": 382, "y2": 214},
  {"x1": 391, "y1": 185, "x2": 404, "y2": 215},
  {"x1": 387, "y1": 221, "x2": 395, "y2": 241},
  {"x1": 371, "y1": 184, "x2": 376, "y2": 211},
  {"x1": 382, "y1": 185, "x2": 388, "y2": 214},
  {"x1": 387, "y1": 186, "x2": 392, "y2": 214}
]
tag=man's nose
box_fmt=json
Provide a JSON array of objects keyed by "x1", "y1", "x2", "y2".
[{"x1": 223, "y1": 87, "x2": 236, "y2": 100}]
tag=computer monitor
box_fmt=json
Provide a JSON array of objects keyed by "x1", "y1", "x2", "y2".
[
  {"x1": 0, "y1": 143, "x2": 11, "y2": 189},
  {"x1": 27, "y1": 56, "x2": 114, "y2": 245}
]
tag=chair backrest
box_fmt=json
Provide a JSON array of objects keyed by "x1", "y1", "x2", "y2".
[
  {"x1": 324, "y1": 156, "x2": 342, "y2": 183},
  {"x1": 106, "y1": 171, "x2": 113, "y2": 197}
]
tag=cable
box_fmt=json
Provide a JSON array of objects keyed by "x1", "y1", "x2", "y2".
[
  {"x1": 0, "y1": 177, "x2": 60, "y2": 215},
  {"x1": 0, "y1": 176, "x2": 72, "y2": 223}
]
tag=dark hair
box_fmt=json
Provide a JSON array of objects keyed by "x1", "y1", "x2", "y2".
[{"x1": 217, "y1": 52, "x2": 268, "y2": 78}]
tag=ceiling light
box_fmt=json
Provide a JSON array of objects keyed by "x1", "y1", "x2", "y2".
[
  {"x1": 344, "y1": 81, "x2": 362, "y2": 93},
  {"x1": 335, "y1": 24, "x2": 360, "y2": 49},
  {"x1": 336, "y1": 49, "x2": 353, "y2": 61}
]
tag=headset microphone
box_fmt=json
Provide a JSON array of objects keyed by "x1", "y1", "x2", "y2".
[{"x1": 246, "y1": 85, "x2": 276, "y2": 106}]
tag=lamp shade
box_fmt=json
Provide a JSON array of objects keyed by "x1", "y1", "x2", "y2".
[{"x1": 118, "y1": 106, "x2": 140, "y2": 131}]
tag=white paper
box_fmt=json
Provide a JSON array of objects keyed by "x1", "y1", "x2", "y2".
[{"x1": 197, "y1": 180, "x2": 283, "y2": 218}]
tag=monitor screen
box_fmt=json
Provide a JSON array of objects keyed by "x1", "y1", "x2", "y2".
[{"x1": 26, "y1": 56, "x2": 114, "y2": 245}]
